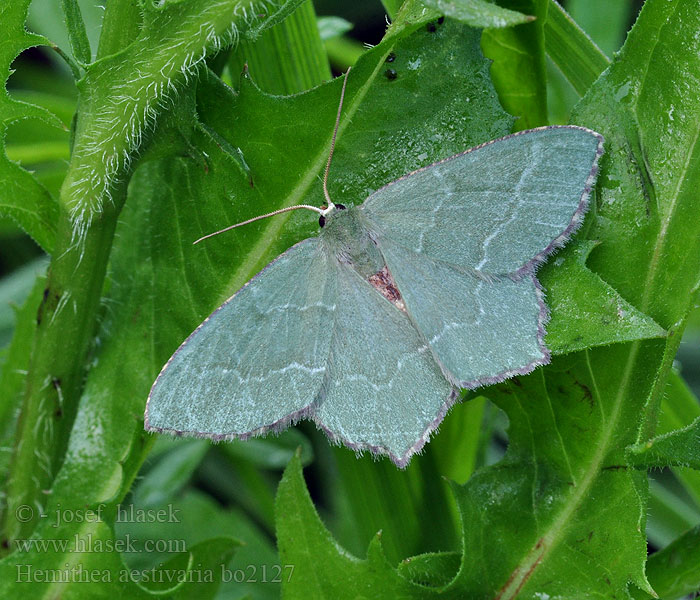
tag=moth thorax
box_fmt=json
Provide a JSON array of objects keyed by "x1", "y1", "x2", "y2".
[{"x1": 322, "y1": 205, "x2": 384, "y2": 278}]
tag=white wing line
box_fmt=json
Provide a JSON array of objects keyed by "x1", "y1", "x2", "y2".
[{"x1": 475, "y1": 151, "x2": 537, "y2": 271}]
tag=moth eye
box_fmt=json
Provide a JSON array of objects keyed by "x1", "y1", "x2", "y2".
[{"x1": 319, "y1": 215, "x2": 326, "y2": 227}]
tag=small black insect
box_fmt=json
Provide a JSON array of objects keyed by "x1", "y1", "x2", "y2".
[
  {"x1": 385, "y1": 68, "x2": 397, "y2": 80},
  {"x1": 386, "y1": 52, "x2": 396, "y2": 63},
  {"x1": 427, "y1": 17, "x2": 444, "y2": 32}
]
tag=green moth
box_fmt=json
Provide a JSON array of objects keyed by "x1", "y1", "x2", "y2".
[{"x1": 145, "y1": 74, "x2": 604, "y2": 468}]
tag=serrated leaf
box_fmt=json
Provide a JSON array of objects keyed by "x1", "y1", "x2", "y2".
[
  {"x1": 276, "y1": 452, "x2": 420, "y2": 596},
  {"x1": 192, "y1": 19, "x2": 512, "y2": 315},
  {"x1": 0, "y1": 0, "x2": 62, "y2": 252},
  {"x1": 573, "y1": 0, "x2": 700, "y2": 333},
  {"x1": 542, "y1": 241, "x2": 666, "y2": 354},
  {"x1": 629, "y1": 417, "x2": 700, "y2": 470},
  {"x1": 397, "y1": 551, "x2": 461, "y2": 587},
  {"x1": 449, "y1": 361, "x2": 653, "y2": 596}
]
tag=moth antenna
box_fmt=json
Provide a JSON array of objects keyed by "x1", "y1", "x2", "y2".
[
  {"x1": 323, "y1": 66, "x2": 351, "y2": 211},
  {"x1": 193, "y1": 204, "x2": 324, "y2": 244},
  {"x1": 195, "y1": 68, "x2": 352, "y2": 245}
]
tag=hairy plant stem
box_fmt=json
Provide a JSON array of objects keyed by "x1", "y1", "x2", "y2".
[
  {"x1": 2, "y1": 190, "x2": 126, "y2": 544},
  {"x1": 1, "y1": 0, "x2": 296, "y2": 548},
  {"x1": 0, "y1": 0, "x2": 140, "y2": 547}
]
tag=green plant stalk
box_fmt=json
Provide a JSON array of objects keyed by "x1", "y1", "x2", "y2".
[
  {"x1": 544, "y1": 0, "x2": 610, "y2": 95},
  {"x1": 2, "y1": 0, "x2": 281, "y2": 545},
  {"x1": 2, "y1": 192, "x2": 125, "y2": 545},
  {"x1": 230, "y1": 0, "x2": 330, "y2": 95},
  {"x1": 0, "y1": 0, "x2": 142, "y2": 548},
  {"x1": 638, "y1": 319, "x2": 689, "y2": 442},
  {"x1": 60, "y1": 0, "x2": 92, "y2": 65},
  {"x1": 96, "y1": 0, "x2": 141, "y2": 59}
]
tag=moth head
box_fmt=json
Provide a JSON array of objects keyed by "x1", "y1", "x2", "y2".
[{"x1": 319, "y1": 203, "x2": 346, "y2": 228}]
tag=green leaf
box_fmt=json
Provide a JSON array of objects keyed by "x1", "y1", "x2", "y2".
[
  {"x1": 571, "y1": 0, "x2": 700, "y2": 441},
  {"x1": 132, "y1": 440, "x2": 210, "y2": 507},
  {"x1": 448, "y1": 362, "x2": 653, "y2": 596},
  {"x1": 542, "y1": 241, "x2": 666, "y2": 355},
  {"x1": 218, "y1": 428, "x2": 314, "y2": 469},
  {"x1": 445, "y1": 0, "x2": 700, "y2": 593},
  {"x1": 194, "y1": 19, "x2": 512, "y2": 306},
  {"x1": 0, "y1": 522, "x2": 237, "y2": 598},
  {"x1": 397, "y1": 551, "x2": 461, "y2": 587},
  {"x1": 0, "y1": 0, "x2": 62, "y2": 252},
  {"x1": 138, "y1": 537, "x2": 238, "y2": 597},
  {"x1": 0, "y1": 274, "x2": 45, "y2": 489},
  {"x1": 641, "y1": 524, "x2": 700, "y2": 600},
  {"x1": 115, "y1": 490, "x2": 280, "y2": 599},
  {"x1": 420, "y1": 0, "x2": 534, "y2": 28},
  {"x1": 276, "y1": 452, "x2": 418, "y2": 596},
  {"x1": 659, "y1": 370, "x2": 700, "y2": 505},
  {"x1": 573, "y1": 1, "x2": 700, "y2": 335},
  {"x1": 0, "y1": 256, "x2": 48, "y2": 349},
  {"x1": 60, "y1": 0, "x2": 92, "y2": 65},
  {"x1": 567, "y1": 0, "x2": 630, "y2": 58},
  {"x1": 481, "y1": 0, "x2": 548, "y2": 129},
  {"x1": 317, "y1": 16, "x2": 353, "y2": 41},
  {"x1": 29, "y1": 0, "x2": 104, "y2": 64},
  {"x1": 629, "y1": 417, "x2": 700, "y2": 469}
]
